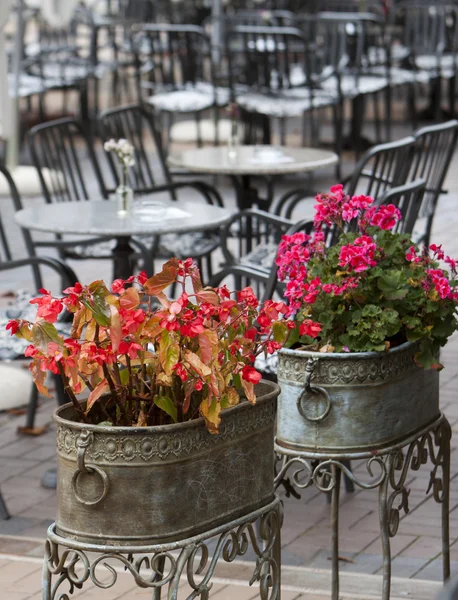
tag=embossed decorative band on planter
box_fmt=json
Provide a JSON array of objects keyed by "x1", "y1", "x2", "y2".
[
  {"x1": 276, "y1": 342, "x2": 440, "y2": 453},
  {"x1": 54, "y1": 381, "x2": 279, "y2": 546}
]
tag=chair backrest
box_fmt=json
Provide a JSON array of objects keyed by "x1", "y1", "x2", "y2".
[
  {"x1": 378, "y1": 178, "x2": 426, "y2": 235},
  {"x1": 315, "y1": 11, "x2": 387, "y2": 73},
  {"x1": 399, "y1": 2, "x2": 456, "y2": 58},
  {"x1": 0, "y1": 164, "x2": 42, "y2": 289},
  {"x1": 293, "y1": 14, "x2": 349, "y2": 79},
  {"x1": 27, "y1": 118, "x2": 109, "y2": 204},
  {"x1": 222, "y1": 10, "x2": 295, "y2": 28},
  {"x1": 99, "y1": 104, "x2": 172, "y2": 194},
  {"x1": 226, "y1": 25, "x2": 310, "y2": 94},
  {"x1": 346, "y1": 135, "x2": 417, "y2": 199},
  {"x1": 409, "y1": 120, "x2": 458, "y2": 246},
  {"x1": 134, "y1": 24, "x2": 213, "y2": 91},
  {"x1": 212, "y1": 214, "x2": 313, "y2": 303},
  {"x1": 90, "y1": 0, "x2": 157, "y2": 21}
]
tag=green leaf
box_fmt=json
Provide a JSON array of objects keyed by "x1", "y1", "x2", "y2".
[
  {"x1": 377, "y1": 271, "x2": 410, "y2": 301},
  {"x1": 119, "y1": 368, "x2": 130, "y2": 385},
  {"x1": 432, "y1": 314, "x2": 456, "y2": 339},
  {"x1": 285, "y1": 324, "x2": 300, "y2": 348},
  {"x1": 158, "y1": 330, "x2": 180, "y2": 376},
  {"x1": 200, "y1": 397, "x2": 221, "y2": 434},
  {"x1": 81, "y1": 297, "x2": 110, "y2": 327},
  {"x1": 272, "y1": 321, "x2": 289, "y2": 344},
  {"x1": 155, "y1": 395, "x2": 177, "y2": 422},
  {"x1": 32, "y1": 322, "x2": 63, "y2": 352},
  {"x1": 415, "y1": 349, "x2": 443, "y2": 370}
]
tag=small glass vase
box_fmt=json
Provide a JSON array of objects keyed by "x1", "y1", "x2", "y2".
[
  {"x1": 116, "y1": 168, "x2": 133, "y2": 217},
  {"x1": 116, "y1": 184, "x2": 134, "y2": 217},
  {"x1": 227, "y1": 120, "x2": 240, "y2": 162}
]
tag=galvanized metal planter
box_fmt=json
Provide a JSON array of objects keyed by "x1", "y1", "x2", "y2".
[
  {"x1": 54, "y1": 380, "x2": 279, "y2": 546},
  {"x1": 276, "y1": 342, "x2": 440, "y2": 454}
]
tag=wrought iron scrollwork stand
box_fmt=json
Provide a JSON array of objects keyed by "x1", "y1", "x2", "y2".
[
  {"x1": 42, "y1": 496, "x2": 282, "y2": 600},
  {"x1": 274, "y1": 415, "x2": 451, "y2": 600}
]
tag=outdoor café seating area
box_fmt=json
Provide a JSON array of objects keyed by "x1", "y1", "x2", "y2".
[{"x1": 2, "y1": 1, "x2": 458, "y2": 599}]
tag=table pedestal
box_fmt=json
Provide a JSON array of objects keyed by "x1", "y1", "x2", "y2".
[
  {"x1": 42, "y1": 497, "x2": 282, "y2": 600},
  {"x1": 275, "y1": 415, "x2": 451, "y2": 600},
  {"x1": 112, "y1": 235, "x2": 137, "y2": 281}
]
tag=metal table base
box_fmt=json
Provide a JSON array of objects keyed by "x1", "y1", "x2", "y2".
[
  {"x1": 42, "y1": 496, "x2": 283, "y2": 600},
  {"x1": 275, "y1": 414, "x2": 451, "y2": 600}
]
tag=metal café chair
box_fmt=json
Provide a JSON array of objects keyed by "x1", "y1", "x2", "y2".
[
  {"x1": 226, "y1": 23, "x2": 342, "y2": 156},
  {"x1": 133, "y1": 24, "x2": 229, "y2": 150},
  {"x1": 0, "y1": 164, "x2": 79, "y2": 519},
  {"x1": 272, "y1": 134, "x2": 417, "y2": 222},
  {"x1": 397, "y1": 2, "x2": 458, "y2": 121},
  {"x1": 409, "y1": 120, "x2": 458, "y2": 247}
]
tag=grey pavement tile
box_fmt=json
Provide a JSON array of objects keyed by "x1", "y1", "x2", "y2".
[
  {"x1": 377, "y1": 556, "x2": 432, "y2": 579},
  {"x1": 0, "y1": 517, "x2": 43, "y2": 537},
  {"x1": 412, "y1": 558, "x2": 458, "y2": 581}
]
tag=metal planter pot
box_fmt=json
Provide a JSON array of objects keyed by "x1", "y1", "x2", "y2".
[
  {"x1": 276, "y1": 342, "x2": 440, "y2": 454},
  {"x1": 54, "y1": 380, "x2": 279, "y2": 546}
]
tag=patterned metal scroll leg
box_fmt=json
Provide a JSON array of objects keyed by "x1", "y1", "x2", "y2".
[
  {"x1": 331, "y1": 465, "x2": 341, "y2": 600},
  {"x1": 379, "y1": 455, "x2": 392, "y2": 600},
  {"x1": 42, "y1": 551, "x2": 52, "y2": 600},
  {"x1": 152, "y1": 554, "x2": 166, "y2": 600},
  {"x1": 272, "y1": 508, "x2": 282, "y2": 600},
  {"x1": 441, "y1": 420, "x2": 452, "y2": 582}
]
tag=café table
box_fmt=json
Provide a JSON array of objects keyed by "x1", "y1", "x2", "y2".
[
  {"x1": 168, "y1": 145, "x2": 339, "y2": 211},
  {"x1": 15, "y1": 199, "x2": 235, "y2": 281}
]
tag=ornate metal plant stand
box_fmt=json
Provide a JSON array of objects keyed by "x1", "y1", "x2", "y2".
[
  {"x1": 42, "y1": 496, "x2": 282, "y2": 600},
  {"x1": 275, "y1": 415, "x2": 451, "y2": 600}
]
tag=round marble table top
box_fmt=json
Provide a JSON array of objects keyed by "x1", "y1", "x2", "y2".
[
  {"x1": 15, "y1": 199, "x2": 235, "y2": 237},
  {"x1": 168, "y1": 145, "x2": 339, "y2": 176}
]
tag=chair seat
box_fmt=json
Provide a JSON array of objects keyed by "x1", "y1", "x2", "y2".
[
  {"x1": 321, "y1": 74, "x2": 388, "y2": 99},
  {"x1": 415, "y1": 54, "x2": 456, "y2": 79},
  {"x1": 236, "y1": 89, "x2": 335, "y2": 118},
  {"x1": 148, "y1": 84, "x2": 230, "y2": 113},
  {"x1": 370, "y1": 66, "x2": 430, "y2": 86},
  {"x1": 239, "y1": 242, "x2": 279, "y2": 271},
  {"x1": 67, "y1": 231, "x2": 219, "y2": 261},
  {"x1": 255, "y1": 351, "x2": 278, "y2": 376},
  {"x1": 368, "y1": 44, "x2": 410, "y2": 65},
  {"x1": 0, "y1": 290, "x2": 71, "y2": 360},
  {"x1": 8, "y1": 74, "x2": 48, "y2": 98},
  {"x1": 31, "y1": 63, "x2": 107, "y2": 86},
  {"x1": 170, "y1": 118, "x2": 245, "y2": 143},
  {"x1": 156, "y1": 232, "x2": 220, "y2": 258}
]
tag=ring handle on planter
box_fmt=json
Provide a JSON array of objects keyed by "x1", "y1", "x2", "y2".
[
  {"x1": 71, "y1": 431, "x2": 109, "y2": 507},
  {"x1": 297, "y1": 357, "x2": 331, "y2": 422}
]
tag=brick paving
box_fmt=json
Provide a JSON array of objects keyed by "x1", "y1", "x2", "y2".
[{"x1": 0, "y1": 125, "x2": 458, "y2": 598}]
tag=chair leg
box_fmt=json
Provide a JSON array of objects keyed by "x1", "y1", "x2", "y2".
[
  {"x1": 24, "y1": 384, "x2": 40, "y2": 430},
  {"x1": 408, "y1": 82, "x2": 417, "y2": 130},
  {"x1": 448, "y1": 76, "x2": 456, "y2": 120},
  {"x1": 0, "y1": 489, "x2": 9, "y2": 520}
]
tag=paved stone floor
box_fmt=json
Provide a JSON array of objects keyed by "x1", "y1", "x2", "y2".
[{"x1": 1, "y1": 115, "x2": 458, "y2": 598}]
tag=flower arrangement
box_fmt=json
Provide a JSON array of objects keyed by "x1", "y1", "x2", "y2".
[
  {"x1": 276, "y1": 184, "x2": 458, "y2": 369},
  {"x1": 7, "y1": 259, "x2": 290, "y2": 433},
  {"x1": 104, "y1": 138, "x2": 135, "y2": 215}
]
